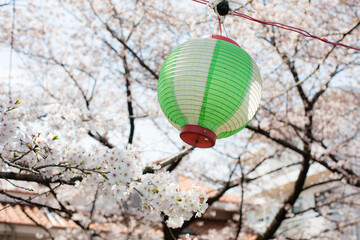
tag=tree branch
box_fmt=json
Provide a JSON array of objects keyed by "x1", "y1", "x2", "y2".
[
  {"x1": 234, "y1": 158, "x2": 245, "y2": 240},
  {"x1": 122, "y1": 55, "x2": 135, "y2": 145},
  {"x1": 0, "y1": 171, "x2": 82, "y2": 185},
  {"x1": 56, "y1": 61, "x2": 91, "y2": 109},
  {"x1": 0, "y1": 154, "x2": 40, "y2": 174},
  {"x1": 88, "y1": 131, "x2": 115, "y2": 149},
  {"x1": 246, "y1": 125, "x2": 306, "y2": 156},
  {"x1": 271, "y1": 41, "x2": 310, "y2": 108},
  {"x1": 247, "y1": 162, "x2": 303, "y2": 182},
  {"x1": 0, "y1": 1, "x2": 11, "y2": 7},
  {"x1": 257, "y1": 154, "x2": 311, "y2": 240},
  {"x1": 20, "y1": 205, "x2": 55, "y2": 240},
  {"x1": 0, "y1": 189, "x2": 63, "y2": 213},
  {"x1": 302, "y1": 178, "x2": 342, "y2": 192},
  {"x1": 88, "y1": 0, "x2": 159, "y2": 80},
  {"x1": 247, "y1": 123, "x2": 360, "y2": 189},
  {"x1": 309, "y1": 66, "x2": 340, "y2": 106},
  {"x1": 87, "y1": 187, "x2": 99, "y2": 230},
  {"x1": 143, "y1": 147, "x2": 195, "y2": 174},
  {"x1": 302, "y1": 21, "x2": 360, "y2": 85},
  {"x1": 46, "y1": 183, "x2": 86, "y2": 230}
]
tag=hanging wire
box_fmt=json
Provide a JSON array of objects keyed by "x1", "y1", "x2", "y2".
[
  {"x1": 8, "y1": 0, "x2": 16, "y2": 101},
  {"x1": 222, "y1": 22, "x2": 229, "y2": 37},
  {"x1": 191, "y1": 0, "x2": 360, "y2": 51}
]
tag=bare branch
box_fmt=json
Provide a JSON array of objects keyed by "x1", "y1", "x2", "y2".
[
  {"x1": 143, "y1": 147, "x2": 195, "y2": 174},
  {"x1": 0, "y1": 189, "x2": 63, "y2": 213},
  {"x1": 234, "y1": 158, "x2": 245, "y2": 240},
  {"x1": 3, "y1": 178, "x2": 34, "y2": 192},
  {"x1": 309, "y1": 65, "x2": 343, "y2": 107},
  {"x1": 303, "y1": 21, "x2": 360, "y2": 84},
  {"x1": 88, "y1": 131, "x2": 115, "y2": 149},
  {"x1": 248, "y1": 162, "x2": 303, "y2": 182},
  {"x1": 302, "y1": 178, "x2": 343, "y2": 192},
  {"x1": 246, "y1": 153, "x2": 277, "y2": 176},
  {"x1": 88, "y1": 0, "x2": 159, "y2": 80},
  {"x1": 246, "y1": 125, "x2": 360, "y2": 189},
  {"x1": 0, "y1": 171, "x2": 82, "y2": 185},
  {"x1": 122, "y1": 55, "x2": 135, "y2": 145},
  {"x1": 257, "y1": 154, "x2": 311, "y2": 240},
  {"x1": 0, "y1": 154, "x2": 40, "y2": 174},
  {"x1": 87, "y1": 187, "x2": 99, "y2": 230},
  {"x1": 57, "y1": 62, "x2": 91, "y2": 110},
  {"x1": 46, "y1": 183, "x2": 87, "y2": 230},
  {"x1": 270, "y1": 40, "x2": 310, "y2": 108},
  {"x1": 246, "y1": 125, "x2": 306, "y2": 156},
  {"x1": 0, "y1": 1, "x2": 11, "y2": 7},
  {"x1": 20, "y1": 205, "x2": 55, "y2": 240}
]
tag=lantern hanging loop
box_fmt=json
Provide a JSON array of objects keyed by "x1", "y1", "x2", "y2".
[
  {"x1": 208, "y1": 0, "x2": 244, "y2": 35},
  {"x1": 208, "y1": 0, "x2": 255, "y2": 23},
  {"x1": 208, "y1": 1, "x2": 226, "y2": 24}
]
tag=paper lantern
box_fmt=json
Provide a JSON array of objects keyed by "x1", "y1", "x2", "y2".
[{"x1": 157, "y1": 35, "x2": 262, "y2": 148}]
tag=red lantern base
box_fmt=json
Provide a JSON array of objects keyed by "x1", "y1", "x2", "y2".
[{"x1": 180, "y1": 125, "x2": 217, "y2": 148}]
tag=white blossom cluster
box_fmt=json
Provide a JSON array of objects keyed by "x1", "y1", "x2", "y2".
[
  {"x1": 138, "y1": 172, "x2": 208, "y2": 228},
  {"x1": 0, "y1": 101, "x2": 208, "y2": 228},
  {"x1": 77, "y1": 146, "x2": 145, "y2": 201},
  {"x1": 0, "y1": 101, "x2": 20, "y2": 146}
]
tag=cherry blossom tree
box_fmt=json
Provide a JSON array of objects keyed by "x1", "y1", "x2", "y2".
[{"x1": 0, "y1": 0, "x2": 359, "y2": 240}]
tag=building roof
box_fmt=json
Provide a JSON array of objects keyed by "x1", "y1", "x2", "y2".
[
  {"x1": 0, "y1": 202, "x2": 76, "y2": 228},
  {"x1": 0, "y1": 176, "x2": 244, "y2": 238},
  {"x1": 0, "y1": 202, "x2": 258, "y2": 239}
]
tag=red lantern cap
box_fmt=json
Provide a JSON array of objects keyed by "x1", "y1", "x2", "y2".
[
  {"x1": 210, "y1": 34, "x2": 241, "y2": 48},
  {"x1": 180, "y1": 125, "x2": 217, "y2": 148}
]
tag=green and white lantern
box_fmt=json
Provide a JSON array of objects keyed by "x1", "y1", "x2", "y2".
[{"x1": 157, "y1": 35, "x2": 262, "y2": 148}]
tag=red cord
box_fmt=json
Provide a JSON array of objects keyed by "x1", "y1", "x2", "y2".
[
  {"x1": 192, "y1": 0, "x2": 209, "y2": 5},
  {"x1": 218, "y1": 17, "x2": 222, "y2": 35},
  {"x1": 191, "y1": 0, "x2": 360, "y2": 51},
  {"x1": 192, "y1": 0, "x2": 209, "y2": 4}
]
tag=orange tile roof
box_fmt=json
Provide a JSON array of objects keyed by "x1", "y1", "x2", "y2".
[
  {"x1": 1, "y1": 202, "x2": 257, "y2": 239},
  {"x1": 0, "y1": 202, "x2": 161, "y2": 235},
  {"x1": 238, "y1": 236, "x2": 258, "y2": 240},
  {"x1": 0, "y1": 202, "x2": 76, "y2": 228}
]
